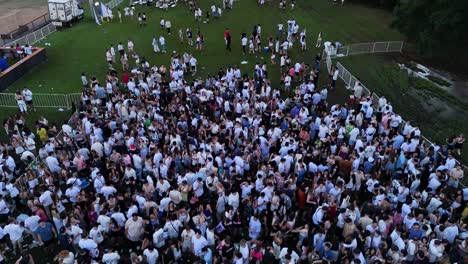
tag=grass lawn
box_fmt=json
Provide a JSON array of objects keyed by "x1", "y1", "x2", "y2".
[
  {"x1": 335, "y1": 54, "x2": 468, "y2": 165},
  {"x1": 4, "y1": 0, "x2": 401, "y2": 96}
]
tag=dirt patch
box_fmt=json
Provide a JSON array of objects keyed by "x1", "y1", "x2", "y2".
[{"x1": 0, "y1": 0, "x2": 48, "y2": 34}]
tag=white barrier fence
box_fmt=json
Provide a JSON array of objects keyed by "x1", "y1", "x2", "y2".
[
  {"x1": 0, "y1": 93, "x2": 82, "y2": 109},
  {"x1": 3, "y1": 23, "x2": 57, "y2": 48},
  {"x1": 336, "y1": 61, "x2": 468, "y2": 186},
  {"x1": 323, "y1": 41, "x2": 404, "y2": 59}
]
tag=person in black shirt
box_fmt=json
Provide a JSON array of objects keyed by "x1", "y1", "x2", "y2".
[{"x1": 218, "y1": 236, "x2": 235, "y2": 262}]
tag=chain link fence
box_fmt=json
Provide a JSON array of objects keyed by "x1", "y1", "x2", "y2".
[{"x1": 0, "y1": 93, "x2": 81, "y2": 109}]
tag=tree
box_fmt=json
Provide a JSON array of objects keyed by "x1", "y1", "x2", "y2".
[{"x1": 392, "y1": 0, "x2": 468, "y2": 57}]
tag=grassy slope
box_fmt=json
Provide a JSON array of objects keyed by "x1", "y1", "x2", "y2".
[{"x1": 336, "y1": 54, "x2": 468, "y2": 164}]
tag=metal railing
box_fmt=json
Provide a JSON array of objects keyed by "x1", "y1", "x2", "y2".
[
  {"x1": 323, "y1": 41, "x2": 404, "y2": 59},
  {"x1": 1, "y1": 13, "x2": 50, "y2": 46},
  {"x1": 0, "y1": 93, "x2": 81, "y2": 109},
  {"x1": 336, "y1": 61, "x2": 468, "y2": 186},
  {"x1": 106, "y1": 0, "x2": 126, "y2": 9},
  {"x1": 3, "y1": 23, "x2": 57, "y2": 48}
]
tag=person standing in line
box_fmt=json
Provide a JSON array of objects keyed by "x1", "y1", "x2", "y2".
[{"x1": 22, "y1": 87, "x2": 34, "y2": 112}]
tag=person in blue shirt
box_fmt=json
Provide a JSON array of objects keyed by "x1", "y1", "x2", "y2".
[
  {"x1": 363, "y1": 157, "x2": 375, "y2": 174},
  {"x1": 35, "y1": 220, "x2": 56, "y2": 252},
  {"x1": 202, "y1": 246, "x2": 213, "y2": 264},
  {"x1": 290, "y1": 105, "x2": 300, "y2": 118},
  {"x1": 408, "y1": 223, "x2": 424, "y2": 240}
]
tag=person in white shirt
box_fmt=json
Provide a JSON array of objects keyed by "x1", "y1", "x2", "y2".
[
  {"x1": 0, "y1": 195, "x2": 10, "y2": 218},
  {"x1": 97, "y1": 212, "x2": 111, "y2": 233},
  {"x1": 181, "y1": 226, "x2": 195, "y2": 253},
  {"x1": 193, "y1": 177, "x2": 204, "y2": 197},
  {"x1": 191, "y1": 230, "x2": 208, "y2": 256},
  {"x1": 3, "y1": 221, "x2": 24, "y2": 254},
  {"x1": 78, "y1": 233, "x2": 99, "y2": 258},
  {"x1": 312, "y1": 205, "x2": 328, "y2": 226},
  {"x1": 24, "y1": 215, "x2": 41, "y2": 242},
  {"x1": 102, "y1": 249, "x2": 121, "y2": 264},
  {"x1": 428, "y1": 239, "x2": 444, "y2": 263},
  {"x1": 45, "y1": 152, "x2": 61, "y2": 174},
  {"x1": 125, "y1": 214, "x2": 145, "y2": 242},
  {"x1": 143, "y1": 245, "x2": 159, "y2": 264}
]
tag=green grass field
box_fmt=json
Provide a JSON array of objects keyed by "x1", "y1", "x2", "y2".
[{"x1": 4, "y1": 0, "x2": 402, "y2": 95}]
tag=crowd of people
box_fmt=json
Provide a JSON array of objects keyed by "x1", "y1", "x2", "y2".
[{"x1": 0, "y1": 2, "x2": 467, "y2": 264}]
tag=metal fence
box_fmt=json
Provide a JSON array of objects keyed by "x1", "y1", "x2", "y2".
[
  {"x1": 106, "y1": 0, "x2": 126, "y2": 9},
  {"x1": 323, "y1": 41, "x2": 404, "y2": 59},
  {"x1": 336, "y1": 61, "x2": 468, "y2": 186},
  {"x1": 3, "y1": 23, "x2": 57, "y2": 48},
  {"x1": 1, "y1": 13, "x2": 50, "y2": 46},
  {"x1": 0, "y1": 93, "x2": 81, "y2": 109}
]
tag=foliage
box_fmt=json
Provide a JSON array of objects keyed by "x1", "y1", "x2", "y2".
[{"x1": 392, "y1": 0, "x2": 468, "y2": 58}]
